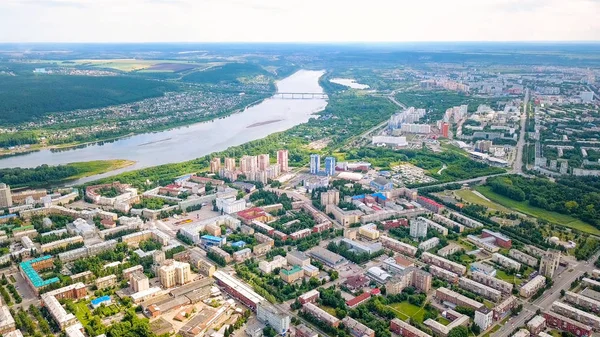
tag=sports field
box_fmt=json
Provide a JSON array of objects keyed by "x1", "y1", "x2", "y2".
[{"x1": 387, "y1": 301, "x2": 425, "y2": 322}]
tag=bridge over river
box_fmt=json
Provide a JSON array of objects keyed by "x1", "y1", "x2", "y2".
[{"x1": 272, "y1": 92, "x2": 328, "y2": 100}]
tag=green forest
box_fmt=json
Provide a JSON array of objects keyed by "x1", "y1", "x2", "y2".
[
  {"x1": 486, "y1": 175, "x2": 600, "y2": 228},
  {"x1": 0, "y1": 75, "x2": 179, "y2": 124}
]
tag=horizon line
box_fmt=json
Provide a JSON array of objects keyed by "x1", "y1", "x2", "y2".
[{"x1": 1, "y1": 40, "x2": 600, "y2": 45}]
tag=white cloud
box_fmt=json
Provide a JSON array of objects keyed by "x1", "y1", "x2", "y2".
[{"x1": 0, "y1": 0, "x2": 598, "y2": 42}]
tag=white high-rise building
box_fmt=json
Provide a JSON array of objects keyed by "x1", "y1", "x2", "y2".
[
  {"x1": 410, "y1": 218, "x2": 428, "y2": 238},
  {"x1": 277, "y1": 150, "x2": 289, "y2": 172}
]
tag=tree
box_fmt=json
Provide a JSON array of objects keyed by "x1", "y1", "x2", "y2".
[
  {"x1": 448, "y1": 326, "x2": 469, "y2": 337},
  {"x1": 470, "y1": 323, "x2": 481, "y2": 335}
]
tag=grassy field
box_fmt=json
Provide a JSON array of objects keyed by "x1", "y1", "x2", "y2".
[
  {"x1": 72, "y1": 301, "x2": 92, "y2": 325},
  {"x1": 476, "y1": 186, "x2": 600, "y2": 235},
  {"x1": 454, "y1": 189, "x2": 513, "y2": 214},
  {"x1": 387, "y1": 301, "x2": 425, "y2": 322},
  {"x1": 67, "y1": 159, "x2": 135, "y2": 179}
]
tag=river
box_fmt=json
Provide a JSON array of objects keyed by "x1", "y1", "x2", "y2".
[{"x1": 0, "y1": 70, "x2": 328, "y2": 185}]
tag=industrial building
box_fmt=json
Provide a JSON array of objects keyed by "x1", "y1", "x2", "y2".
[{"x1": 307, "y1": 247, "x2": 348, "y2": 268}]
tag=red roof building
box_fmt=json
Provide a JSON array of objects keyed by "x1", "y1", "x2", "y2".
[{"x1": 346, "y1": 292, "x2": 371, "y2": 308}]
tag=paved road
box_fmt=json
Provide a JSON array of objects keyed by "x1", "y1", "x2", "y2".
[
  {"x1": 513, "y1": 89, "x2": 529, "y2": 174},
  {"x1": 415, "y1": 173, "x2": 509, "y2": 190},
  {"x1": 492, "y1": 251, "x2": 600, "y2": 337}
]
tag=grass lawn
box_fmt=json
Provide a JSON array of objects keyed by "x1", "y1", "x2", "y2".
[
  {"x1": 436, "y1": 317, "x2": 451, "y2": 325},
  {"x1": 320, "y1": 306, "x2": 337, "y2": 317},
  {"x1": 495, "y1": 269, "x2": 527, "y2": 286},
  {"x1": 71, "y1": 301, "x2": 92, "y2": 325},
  {"x1": 476, "y1": 186, "x2": 600, "y2": 235},
  {"x1": 387, "y1": 301, "x2": 426, "y2": 322},
  {"x1": 454, "y1": 189, "x2": 512, "y2": 214},
  {"x1": 67, "y1": 159, "x2": 136, "y2": 179}
]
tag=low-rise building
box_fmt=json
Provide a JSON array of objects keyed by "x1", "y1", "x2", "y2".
[
  {"x1": 233, "y1": 248, "x2": 252, "y2": 262},
  {"x1": 565, "y1": 291, "x2": 600, "y2": 313},
  {"x1": 544, "y1": 311, "x2": 592, "y2": 337},
  {"x1": 459, "y1": 277, "x2": 502, "y2": 302},
  {"x1": 520, "y1": 275, "x2": 546, "y2": 298},
  {"x1": 380, "y1": 236, "x2": 417, "y2": 256},
  {"x1": 259, "y1": 255, "x2": 288, "y2": 274},
  {"x1": 307, "y1": 247, "x2": 348, "y2": 268},
  {"x1": 552, "y1": 301, "x2": 600, "y2": 330},
  {"x1": 527, "y1": 315, "x2": 546, "y2": 335},
  {"x1": 437, "y1": 243, "x2": 463, "y2": 257},
  {"x1": 302, "y1": 303, "x2": 340, "y2": 327},
  {"x1": 422, "y1": 252, "x2": 466, "y2": 275},
  {"x1": 471, "y1": 271, "x2": 514, "y2": 294},
  {"x1": 435, "y1": 287, "x2": 484, "y2": 310},
  {"x1": 509, "y1": 249, "x2": 539, "y2": 267},
  {"x1": 493, "y1": 296, "x2": 517, "y2": 321},
  {"x1": 342, "y1": 316, "x2": 375, "y2": 337},
  {"x1": 391, "y1": 318, "x2": 432, "y2": 337},
  {"x1": 475, "y1": 307, "x2": 494, "y2": 331},
  {"x1": 492, "y1": 253, "x2": 522, "y2": 271},
  {"x1": 95, "y1": 275, "x2": 117, "y2": 289},
  {"x1": 286, "y1": 251, "x2": 310, "y2": 267},
  {"x1": 430, "y1": 265, "x2": 459, "y2": 284},
  {"x1": 298, "y1": 289, "x2": 320, "y2": 304},
  {"x1": 419, "y1": 237, "x2": 440, "y2": 251}
]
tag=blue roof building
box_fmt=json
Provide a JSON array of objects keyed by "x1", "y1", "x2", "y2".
[
  {"x1": 19, "y1": 255, "x2": 60, "y2": 292},
  {"x1": 370, "y1": 177, "x2": 394, "y2": 191},
  {"x1": 91, "y1": 295, "x2": 112, "y2": 308},
  {"x1": 200, "y1": 235, "x2": 226, "y2": 248},
  {"x1": 231, "y1": 241, "x2": 246, "y2": 248}
]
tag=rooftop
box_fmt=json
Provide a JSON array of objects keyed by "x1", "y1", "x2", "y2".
[{"x1": 19, "y1": 255, "x2": 60, "y2": 288}]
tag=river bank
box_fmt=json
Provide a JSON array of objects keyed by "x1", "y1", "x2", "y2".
[{"x1": 0, "y1": 70, "x2": 328, "y2": 185}]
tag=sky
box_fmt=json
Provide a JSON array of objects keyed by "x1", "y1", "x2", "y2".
[{"x1": 0, "y1": 0, "x2": 599, "y2": 43}]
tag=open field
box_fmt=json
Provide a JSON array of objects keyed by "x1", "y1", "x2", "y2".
[
  {"x1": 74, "y1": 59, "x2": 204, "y2": 72},
  {"x1": 67, "y1": 159, "x2": 136, "y2": 179},
  {"x1": 454, "y1": 188, "x2": 513, "y2": 214},
  {"x1": 476, "y1": 186, "x2": 600, "y2": 235},
  {"x1": 387, "y1": 301, "x2": 425, "y2": 322}
]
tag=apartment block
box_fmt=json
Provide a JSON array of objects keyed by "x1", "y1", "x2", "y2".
[
  {"x1": 416, "y1": 217, "x2": 448, "y2": 236},
  {"x1": 520, "y1": 275, "x2": 546, "y2": 298},
  {"x1": 552, "y1": 301, "x2": 600, "y2": 330},
  {"x1": 565, "y1": 291, "x2": 600, "y2": 313},
  {"x1": 386, "y1": 267, "x2": 432, "y2": 295},
  {"x1": 422, "y1": 252, "x2": 466, "y2": 275},
  {"x1": 471, "y1": 271, "x2": 514, "y2": 294},
  {"x1": 159, "y1": 260, "x2": 191, "y2": 288},
  {"x1": 342, "y1": 316, "x2": 375, "y2": 337},
  {"x1": 435, "y1": 287, "x2": 484, "y2": 310},
  {"x1": 430, "y1": 265, "x2": 459, "y2": 284},
  {"x1": 380, "y1": 236, "x2": 418, "y2": 256},
  {"x1": 544, "y1": 311, "x2": 592, "y2": 337},
  {"x1": 257, "y1": 302, "x2": 290, "y2": 335},
  {"x1": 492, "y1": 253, "x2": 522, "y2": 271},
  {"x1": 509, "y1": 249, "x2": 539, "y2": 267},
  {"x1": 390, "y1": 318, "x2": 433, "y2": 337},
  {"x1": 459, "y1": 277, "x2": 502, "y2": 302},
  {"x1": 302, "y1": 303, "x2": 340, "y2": 327},
  {"x1": 419, "y1": 237, "x2": 440, "y2": 251}
]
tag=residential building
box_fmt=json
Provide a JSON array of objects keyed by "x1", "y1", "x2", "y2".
[
  {"x1": 520, "y1": 275, "x2": 546, "y2": 298},
  {"x1": 159, "y1": 260, "x2": 191, "y2": 288},
  {"x1": 309, "y1": 154, "x2": 320, "y2": 174},
  {"x1": 233, "y1": 248, "x2": 252, "y2": 263},
  {"x1": 470, "y1": 262, "x2": 497, "y2": 276},
  {"x1": 386, "y1": 267, "x2": 432, "y2": 294},
  {"x1": 210, "y1": 157, "x2": 221, "y2": 173},
  {"x1": 493, "y1": 296, "x2": 517, "y2": 320},
  {"x1": 277, "y1": 150, "x2": 289, "y2": 172},
  {"x1": 472, "y1": 271, "x2": 513, "y2": 294},
  {"x1": 527, "y1": 315, "x2": 546, "y2": 335},
  {"x1": 475, "y1": 307, "x2": 494, "y2": 331},
  {"x1": 302, "y1": 303, "x2": 340, "y2": 327},
  {"x1": 253, "y1": 243, "x2": 272, "y2": 256},
  {"x1": 259, "y1": 255, "x2": 288, "y2": 274},
  {"x1": 0, "y1": 184, "x2": 12, "y2": 208},
  {"x1": 552, "y1": 301, "x2": 600, "y2": 330},
  {"x1": 41, "y1": 293, "x2": 78, "y2": 330},
  {"x1": 410, "y1": 218, "x2": 428, "y2": 238},
  {"x1": 540, "y1": 249, "x2": 561, "y2": 278},
  {"x1": 459, "y1": 277, "x2": 502, "y2": 302},
  {"x1": 324, "y1": 157, "x2": 336, "y2": 176},
  {"x1": 419, "y1": 237, "x2": 440, "y2": 251},
  {"x1": 295, "y1": 324, "x2": 318, "y2": 337},
  {"x1": 95, "y1": 275, "x2": 117, "y2": 289},
  {"x1": 345, "y1": 275, "x2": 370, "y2": 291},
  {"x1": 326, "y1": 204, "x2": 362, "y2": 227},
  {"x1": 512, "y1": 329, "x2": 530, "y2": 337},
  {"x1": 422, "y1": 252, "x2": 467, "y2": 275},
  {"x1": 438, "y1": 243, "x2": 463, "y2": 257},
  {"x1": 492, "y1": 253, "x2": 522, "y2": 271},
  {"x1": 257, "y1": 302, "x2": 290, "y2": 335},
  {"x1": 509, "y1": 249, "x2": 539, "y2": 267},
  {"x1": 298, "y1": 290, "x2": 320, "y2": 304},
  {"x1": 257, "y1": 154, "x2": 270, "y2": 171},
  {"x1": 0, "y1": 305, "x2": 16, "y2": 335},
  {"x1": 435, "y1": 287, "x2": 485, "y2": 310},
  {"x1": 130, "y1": 272, "x2": 149, "y2": 293},
  {"x1": 424, "y1": 309, "x2": 469, "y2": 336},
  {"x1": 430, "y1": 265, "x2": 459, "y2": 284},
  {"x1": 342, "y1": 316, "x2": 375, "y2": 337},
  {"x1": 565, "y1": 291, "x2": 600, "y2": 313},
  {"x1": 320, "y1": 190, "x2": 340, "y2": 206},
  {"x1": 544, "y1": 311, "x2": 592, "y2": 337},
  {"x1": 383, "y1": 256, "x2": 415, "y2": 274},
  {"x1": 416, "y1": 196, "x2": 444, "y2": 213},
  {"x1": 380, "y1": 236, "x2": 418, "y2": 256},
  {"x1": 213, "y1": 271, "x2": 265, "y2": 311},
  {"x1": 416, "y1": 217, "x2": 448, "y2": 236},
  {"x1": 390, "y1": 318, "x2": 433, "y2": 337}
]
